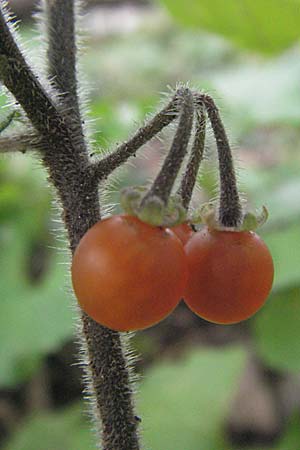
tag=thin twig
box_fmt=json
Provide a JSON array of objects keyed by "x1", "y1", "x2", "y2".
[
  {"x1": 142, "y1": 87, "x2": 194, "y2": 205},
  {"x1": 0, "y1": 6, "x2": 73, "y2": 148},
  {"x1": 0, "y1": 133, "x2": 37, "y2": 153},
  {"x1": 194, "y1": 93, "x2": 242, "y2": 227},
  {"x1": 90, "y1": 95, "x2": 179, "y2": 181},
  {"x1": 178, "y1": 108, "x2": 206, "y2": 209}
]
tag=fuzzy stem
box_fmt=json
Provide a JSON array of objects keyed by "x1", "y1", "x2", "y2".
[
  {"x1": 177, "y1": 109, "x2": 206, "y2": 210},
  {"x1": 0, "y1": 3, "x2": 140, "y2": 449},
  {"x1": 0, "y1": 132, "x2": 37, "y2": 153},
  {"x1": 45, "y1": 0, "x2": 84, "y2": 137},
  {"x1": 195, "y1": 93, "x2": 242, "y2": 227},
  {"x1": 0, "y1": 6, "x2": 73, "y2": 146},
  {"x1": 141, "y1": 87, "x2": 194, "y2": 206},
  {"x1": 43, "y1": 1, "x2": 141, "y2": 447},
  {"x1": 82, "y1": 316, "x2": 140, "y2": 450},
  {"x1": 91, "y1": 95, "x2": 180, "y2": 181}
]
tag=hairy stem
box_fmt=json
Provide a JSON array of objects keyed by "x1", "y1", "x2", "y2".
[
  {"x1": 195, "y1": 93, "x2": 242, "y2": 227},
  {"x1": 45, "y1": 0, "x2": 84, "y2": 138},
  {"x1": 91, "y1": 94, "x2": 179, "y2": 181},
  {"x1": 83, "y1": 316, "x2": 140, "y2": 450},
  {"x1": 142, "y1": 87, "x2": 194, "y2": 206},
  {"x1": 43, "y1": 1, "x2": 140, "y2": 447},
  {"x1": 0, "y1": 2, "x2": 140, "y2": 448},
  {"x1": 0, "y1": 132, "x2": 37, "y2": 153},
  {"x1": 178, "y1": 109, "x2": 206, "y2": 209}
]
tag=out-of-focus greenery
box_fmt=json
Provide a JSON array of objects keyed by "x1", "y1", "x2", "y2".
[
  {"x1": 159, "y1": 0, "x2": 300, "y2": 54},
  {"x1": 0, "y1": 156, "x2": 74, "y2": 386},
  {"x1": 1, "y1": 1, "x2": 300, "y2": 449},
  {"x1": 3, "y1": 348, "x2": 246, "y2": 450}
]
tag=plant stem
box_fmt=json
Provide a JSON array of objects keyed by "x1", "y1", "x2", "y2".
[
  {"x1": 91, "y1": 94, "x2": 180, "y2": 181},
  {"x1": 141, "y1": 87, "x2": 194, "y2": 206},
  {"x1": 177, "y1": 109, "x2": 206, "y2": 209},
  {"x1": 0, "y1": 133, "x2": 36, "y2": 153},
  {"x1": 45, "y1": 0, "x2": 85, "y2": 141},
  {"x1": 0, "y1": 2, "x2": 140, "y2": 448},
  {"x1": 195, "y1": 93, "x2": 242, "y2": 227}
]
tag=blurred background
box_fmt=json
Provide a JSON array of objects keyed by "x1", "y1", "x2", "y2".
[{"x1": 1, "y1": 0, "x2": 300, "y2": 449}]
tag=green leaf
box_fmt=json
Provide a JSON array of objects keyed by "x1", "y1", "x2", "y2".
[
  {"x1": 3, "y1": 404, "x2": 94, "y2": 450},
  {"x1": 273, "y1": 415, "x2": 300, "y2": 450},
  {"x1": 262, "y1": 224, "x2": 300, "y2": 292},
  {"x1": 0, "y1": 225, "x2": 74, "y2": 386},
  {"x1": 0, "y1": 157, "x2": 74, "y2": 387},
  {"x1": 253, "y1": 288, "x2": 300, "y2": 372},
  {"x1": 139, "y1": 347, "x2": 246, "y2": 449},
  {"x1": 159, "y1": 0, "x2": 300, "y2": 54}
]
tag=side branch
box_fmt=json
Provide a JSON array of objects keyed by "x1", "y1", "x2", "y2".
[
  {"x1": 89, "y1": 94, "x2": 180, "y2": 181},
  {"x1": 0, "y1": 6, "x2": 75, "y2": 152},
  {"x1": 178, "y1": 109, "x2": 206, "y2": 209},
  {"x1": 142, "y1": 87, "x2": 194, "y2": 205},
  {"x1": 0, "y1": 132, "x2": 37, "y2": 153}
]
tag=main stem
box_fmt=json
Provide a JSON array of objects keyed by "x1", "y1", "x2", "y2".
[{"x1": 0, "y1": 2, "x2": 140, "y2": 449}]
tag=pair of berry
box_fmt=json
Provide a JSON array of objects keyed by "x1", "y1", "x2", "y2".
[{"x1": 71, "y1": 213, "x2": 274, "y2": 332}]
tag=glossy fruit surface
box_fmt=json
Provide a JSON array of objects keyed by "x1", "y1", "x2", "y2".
[
  {"x1": 72, "y1": 215, "x2": 188, "y2": 331},
  {"x1": 171, "y1": 222, "x2": 194, "y2": 245},
  {"x1": 184, "y1": 227, "x2": 274, "y2": 324}
]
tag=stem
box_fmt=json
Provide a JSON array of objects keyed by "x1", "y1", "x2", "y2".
[
  {"x1": 0, "y1": 2, "x2": 140, "y2": 448},
  {"x1": 141, "y1": 87, "x2": 194, "y2": 206},
  {"x1": 45, "y1": 0, "x2": 84, "y2": 139},
  {"x1": 43, "y1": 1, "x2": 141, "y2": 447},
  {"x1": 0, "y1": 6, "x2": 72, "y2": 147},
  {"x1": 195, "y1": 93, "x2": 242, "y2": 227},
  {"x1": 91, "y1": 94, "x2": 180, "y2": 181},
  {"x1": 177, "y1": 109, "x2": 206, "y2": 210},
  {"x1": 82, "y1": 316, "x2": 140, "y2": 450},
  {"x1": 0, "y1": 133, "x2": 37, "y2": 153}
]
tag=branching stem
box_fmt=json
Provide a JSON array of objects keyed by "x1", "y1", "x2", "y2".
[
  {"x1": 141, "y1": 87, "x2": 194, "y2": 206},
  {"x1": 90, "y1": 94, "x2": 180, "y2": 181},
  {"x1": 0, "y1": 132, "x2": 36, "y2": 153},
  {"x1": 0, "y1": 2, "x2": 140, "y2": 449}
]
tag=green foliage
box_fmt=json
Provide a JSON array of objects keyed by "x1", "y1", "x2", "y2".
[
  {"x1": 159, "y1": 0, "x2": 300, "y2": 54},
  {"x1": 263, "y1": 224, "x2": 300, "y2": 292},
  {"x1": 0, "y1": 157, "x2": 74, "y2": 386},
  {"x1": 139, "y1": 347, "x2": 246, "y2": 449},
  {"x1": 273, "y1": 415, "x2": 300, "y2": 450},
  {"x1": 3, "y1": 347, "x2": 246, "y2": 450},
  {"x1": 3, "y1": 405, "x2": 94, "y2": 450},
  {"x1": 253, "y1": 288, "x2": 300, "y2": 372}
]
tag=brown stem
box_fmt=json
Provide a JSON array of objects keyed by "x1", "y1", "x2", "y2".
[
  {"x1": 177, "y1": 109, "x2": 206, "y2": 210},
  {"x1": 194, "y1": 93, "x2": 242, "y2": 227},
  {"x1": 45, "y1": 0, "x2": 85, "y2": 143},
  {"x1": 141, "y1": 87, "x2": 194, "y2": 206},
  {"x1": 90, "y1": 93, "x2": 180, "y2": 181},
  {"x1": 0, "y1": 3, "x2": 140, "y2": 449},
  {"x1": 0, "y1": 132, "x2": 37, "y2": 153}
]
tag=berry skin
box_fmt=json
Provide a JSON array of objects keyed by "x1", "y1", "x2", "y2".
[
  {"x1": 171, "y1": 222, "x2": 194, "y2": 245},
  {"x1": 71, "y1": 215, "x2": 188, "y2": 331},
  {"x1": 184, "y1": 226, "x2": 274, "y2": 324}
]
